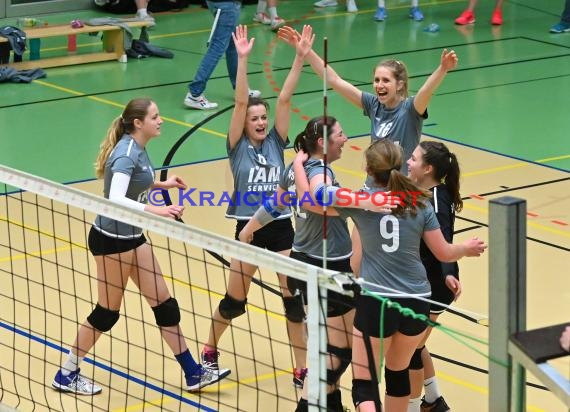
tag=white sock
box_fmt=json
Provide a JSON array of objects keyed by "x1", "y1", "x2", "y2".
[
  {"x1": 378, "y1": 0, "x2": 385, "y2": 8},
  {"x1": 268, "y1": 6, "x2": 278, "y2": 20},
  {"x1": 61, "y1": 351, "x2": 81, "y2": 376},
  {"x1": 408, "y1": 397, "x2": 421, "y2": 412},
  {"x1": 257, "y1": 0, "x2": 267, "y2": 14},
  {"x1": 423, "y1": 376, "x2": 442, "y2": 403},
  {"x1": 136, "y1": 8, "x2": 148, "y2": 18},
  {"x1": 410, "y1": 0, "x2": 418, "y2": 7}
]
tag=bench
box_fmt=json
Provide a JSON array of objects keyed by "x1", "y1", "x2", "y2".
[{"x1": 0, "y1": 20, "x2": 151, "y2": 70}]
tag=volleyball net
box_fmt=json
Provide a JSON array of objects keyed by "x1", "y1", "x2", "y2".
[{"x1": 0, "y1": 164, "x2": 359, "y2": 411}]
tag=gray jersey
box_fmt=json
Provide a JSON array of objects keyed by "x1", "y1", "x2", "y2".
[
  {"x1": 361, "y1": 93, "x2": 426, "y2": 178},
  {"x1": 280, "y1": 159, "x2": 352, "y2": 260},
  {"x1": 94, "y1": 135, "x2": 154, "y2": 238},
  {"x1": 226, "y1": 126, "x2": 291, "y2": 220},
  {"x1": 338, "y1": 190, "x2": 440, "y2": 297}
]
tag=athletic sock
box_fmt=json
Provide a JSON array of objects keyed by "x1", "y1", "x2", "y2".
[{"x1": 423, "y1": 376, "x2": 442, "y2": 403}]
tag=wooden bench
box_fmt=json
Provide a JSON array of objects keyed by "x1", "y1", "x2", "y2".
[{"x1": 0, "y1": 20, "x2": 151, "y2": 70}]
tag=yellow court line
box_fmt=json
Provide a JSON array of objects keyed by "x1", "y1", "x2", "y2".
[
  {"x1": 31, "y1": 81, "x2": 226, "y2": 137},
  {"x1": 115, "y1": 370, "x2": 289, "y2": 412}
]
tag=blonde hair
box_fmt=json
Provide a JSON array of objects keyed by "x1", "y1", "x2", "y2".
[
  {"x1": 365, "y1": 139, "x2": 431, "y2": 216},
  {"x1": 374, "y1": 59, "x2": 409, "y2": 98},
  {"x1": 94, "y1": 98, "x2": 153, "y2": 178}
]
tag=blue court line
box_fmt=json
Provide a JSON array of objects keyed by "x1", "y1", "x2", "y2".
[{"x1": 0, "y1": 320, "x2": 217, "y2": 412}]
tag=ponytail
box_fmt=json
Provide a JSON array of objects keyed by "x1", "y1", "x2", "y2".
[{"x1": 418, "y1": 141, "x2": 462, "y2": 212}]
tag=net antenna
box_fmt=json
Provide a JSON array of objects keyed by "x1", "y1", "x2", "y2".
[{"x1": 321, "y1": 36, "x2": 329, "y2": 267}]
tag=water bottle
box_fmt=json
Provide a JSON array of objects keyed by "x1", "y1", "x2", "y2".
[{"x1": 423, "y1": 23, "x2": 440, "y2": 33}]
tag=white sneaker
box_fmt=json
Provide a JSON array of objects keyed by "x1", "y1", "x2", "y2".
[
  {"x1": 184, "y1": 93, "x2": 218, "y2": 110},
  {"x1": 186, "y1": 365, "x2": 231, "y2": 392},
  {"x1": 52, "y1": 368, "x2": 102, "y2": 395},
  {"x1": 135, "y1": 13, "x2": 156, "y2": 27},
  {"x1": 346, "y1": 0, "x2": 358, "y2": 12},
  {"x1": 248, "y1": 89, "x2": 261, "y2": 98},
  {"x1": 253, "y1": 12, "x2": 271, "y2": 25},
  {"x1": 314, "y1": 0, "x2": 338, "y2": 7},
  {"x1": 270, "y1": 16, "x2": 286, "y2": 30}
]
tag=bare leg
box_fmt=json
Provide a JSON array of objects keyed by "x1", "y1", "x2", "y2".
[
  {"x1": 350, "y1": 227, "x2": 362, "y2": 277},
  {"x1": 205, "y1": 258, "x2": 256, "y2": 350}
]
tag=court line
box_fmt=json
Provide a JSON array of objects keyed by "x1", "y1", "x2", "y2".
[
  {"x1": 0, "y1": 319, "x2": 218, "y2": 412},
  {"x1": 28, "y1": 80, "x2": 226, "y2": 137}
]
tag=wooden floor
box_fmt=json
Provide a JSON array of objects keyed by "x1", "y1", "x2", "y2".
[{"x1": 0, "y1": 0, "x2": 569, "y2": 410}]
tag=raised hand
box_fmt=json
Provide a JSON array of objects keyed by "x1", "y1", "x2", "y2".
[
  {"x1": 277, "y1": 25, "x2": 301, "y2": 48},
  {"x1": 232, "y1": 24, "x2": 254, "y2": 58},
  {"x1": 440, "y1": 48, "x2": 458, "y2": 71},
  {"x1": 296, "y1": 25, "x2": 315, "y2": 58}
]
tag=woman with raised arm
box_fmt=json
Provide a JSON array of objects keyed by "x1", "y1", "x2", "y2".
[
  {"x1": 200, "y1": 24, "x2": 312, "y2": 388},
  {"x1": 295, "y1": 139, "x2": 486, "y2": 411}
]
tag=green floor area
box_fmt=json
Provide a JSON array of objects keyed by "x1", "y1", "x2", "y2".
[{"x1": 1, "y1": 0, "x2": 569, "y2": 183}]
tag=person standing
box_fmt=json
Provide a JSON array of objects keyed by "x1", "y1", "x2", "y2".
[
  {"x1": 183, "y1": 0, "x2": 260, "y2": 110},
  {"x1": 550, "y1": 0, "x2": 570, "y2": 33},
  {"x1": 52, "y1": 98, "x2": 230, "y2": 395},
  {"x1": 199, "y1": 25, "x2": 311, "y2": 387},
  {"x1": 406, "y1": 141, "x2": 463, "y2": 412},
  {"x1": 454, "y1": 0, "x2": 504, "y2": 26}
]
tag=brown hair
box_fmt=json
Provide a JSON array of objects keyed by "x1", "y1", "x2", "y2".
[
  {"x1": 365, "y1": 139, "x2": 431, "y2": 216},
  {"x1": 94, "y1": 98, "x2": 153, "y2": 178}
]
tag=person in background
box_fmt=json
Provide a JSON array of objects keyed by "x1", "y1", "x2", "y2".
[
  {"x1": 183, "y1": 0, "x2": 261, "y2": 110},
  {"x1": 454, "y1": 0, "x2": 503, "y2": 26},
  {"x1": 253, "y1": 0, "x2": 286, "y2": 30},
  {"x1": 373, "y1": 0, "x2": 424, "y2": 22},
  {"x1": 550, "y1": 0, "x2": 570, "y2": 33}
]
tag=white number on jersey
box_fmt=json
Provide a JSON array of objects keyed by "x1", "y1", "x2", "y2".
[{"x1": 379, "y1": 215, "x2": 399, "y2": 253}]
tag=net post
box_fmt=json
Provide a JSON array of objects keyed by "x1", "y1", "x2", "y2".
[
  {"x1": 306, "y1": 266, "x2": 328, "y2": 411},
  {"x1": 488, "y1": 196, "x2": 527, "y2": 412}
]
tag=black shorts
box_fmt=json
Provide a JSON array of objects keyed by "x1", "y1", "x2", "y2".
[
  {"x1": 88, "y1": 227, "x2": 147, "y2": 256},
  {"x1": 287, "y1": 251, "x2": 355, "y2": 318},
  {"x1": 428, "y1": 274, "x2": 457, "y2": 314},
  {"x1": 353, "y1": 295, "x2": 429, "y2": 338},
  {"x1": 234, "y1": 218, "x2": 294, "y2": 252}
]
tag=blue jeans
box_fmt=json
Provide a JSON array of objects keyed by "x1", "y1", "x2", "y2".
[
  {"x1": 189, "y1": 0, "x2": 240, "y2": 97},
  {"x1": 562, "y1": 0, "x2": 570, "y2": 24}
]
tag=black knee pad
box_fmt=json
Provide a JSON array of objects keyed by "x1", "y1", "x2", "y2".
[
  {"x1": 152, "y1": 297, "x2": 181, "y2": 327},
  {"x1": 219, "y1": 293, "x2": 247, "y2": 320},
  {"x1": 385, "y1": 367, "x2": 410, "y2": 397},
  {"x1": 352, "y1": 379, "x2": 381, "y2": 409},
  {"x1": 327, "y1": 389, "x2": 344, "y2": 412},
  {"x1": 87, "y1": 303, "x2": 120, "y2": 332},
  {"x1": 327, "y1": 344, "x2": 352, "y2": 385},
  {"x1": 283, "y1": 294, "x2": 305, "y2": 323},
  {"x1": 409, "y1": 346, "x2": 425, "y2": 370},
  {"x1": 295, "y1": 397, "x2": 308, "y2": 412}
]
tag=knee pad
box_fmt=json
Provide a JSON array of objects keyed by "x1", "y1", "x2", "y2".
[
  {"x1": 295, "y1": 397, "x2": 308, "y2": 412},
  {"x1": 352, "y1": 379, "x2": 381, "y2": 409},
  {"x1": 327, "y1": 344, "x2": 352, "y2": 385},
  {"x1": 409, "y1": 346, "x2": 425, "y2": 370},
  {"x1": 384, "y1": 367, "x2": 410, "y2": 397},
  {"x1": 327, "y1": 389, "x2": 344, "y2": 412},
  {"x1": 87, "y1": 303, "x2": 120, "y2": 332},
  {"x1": 152, "y1": 297, "x2": 181, "y2": 327},
  {"x1": 219, "y1": 293, "x2": 247, "y2": 320},
  {"x1": 283, "y1": 294, "x2": 305, "y2": 323}
]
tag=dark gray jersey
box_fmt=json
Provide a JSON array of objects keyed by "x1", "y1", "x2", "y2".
[
  {"x1": 226, "y1": 126, "x2": 291, "y2": 220},
  {"x1": 94, "y1": 135, "x2": 154, "y2": 238},
  {"x1": 280, "y1": 159, "x2": 352, "y2": 260},
  {"x1": 338, "y1": 190, "x2": 439, "y2": 297},
  {"x1": 361, "y1": 93, "x2": 426, "y2": 178}
]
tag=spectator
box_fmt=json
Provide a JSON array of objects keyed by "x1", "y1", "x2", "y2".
[
  {"x1": 455, "y1": 0, "x2": 503, "y2": 26},
  {"x1": 550, "y1": 0, "x2": 570, "y2": 33}
]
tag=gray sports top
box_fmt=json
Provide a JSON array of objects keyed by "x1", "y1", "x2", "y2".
[
  {"x1": 361, "y1": 93, "x2": 427, "y2": 178},
  {"x1": 226, "y1": 126, "x2": 291, "y2": 220},
  {"x1": 280, "y1": 159, "x2": 352, "y2": 260},
  {"x1": 94, "y1": 135, "x2": 154, "y2": 238},
  {"x1": 338, "y1": 188, "x2": 440, "y2": 297}
]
